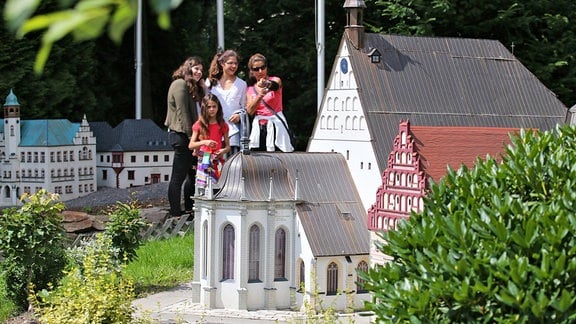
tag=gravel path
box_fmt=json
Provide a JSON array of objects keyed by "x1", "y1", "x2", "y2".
[{"x1": 64, "y1": 182, "x2": 170, "y2": 210}]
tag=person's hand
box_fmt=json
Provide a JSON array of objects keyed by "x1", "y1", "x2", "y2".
[
  {"x1": 256, "y1": 78, "x2": 270, "y2": 95},
  {"x1": 229, "y1": 113, "x2": 240, "y2": 124},
  {"x1": 204, "y1": 139, "x2": 217, "y2": 148}
]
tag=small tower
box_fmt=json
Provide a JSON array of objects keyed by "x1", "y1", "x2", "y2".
[
  {"x1": 343, "y1": 0, "x2": 366, "y2": 49},
  {"x1": 3, "y1": 89, "x2": 21, "y2": 158}
]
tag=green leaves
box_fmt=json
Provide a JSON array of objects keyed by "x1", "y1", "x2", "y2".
[
  {"x1": 363, "y1": 124, "x2": 576, "y2": 322},
  {"x1": 3, "y1": 0, "x2": 179, "y2": 73},
  {"x1": 0, "y1": 190, "x2": 67, "y2": 309}
]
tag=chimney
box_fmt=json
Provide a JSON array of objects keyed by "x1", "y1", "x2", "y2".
[{"x1": 343, "y1": 0, "x2": 366, "y2": 49}]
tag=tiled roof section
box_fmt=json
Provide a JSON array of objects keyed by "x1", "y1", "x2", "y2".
[
  {"x1": 410, "y1": 125, "x2": 519, "y2": 182},
  {"x1": 19, "y1": 120, "x2": 80, "y2": 146},
  {"x1": 89, "y1": 119, "x2": 171, "y2": 152},
  {"x1": 346, "y1": 34, "x2": 568, "y2": 171},
  {"x1": 216, "y1": 152, "x2": 370, "y2": 257}
]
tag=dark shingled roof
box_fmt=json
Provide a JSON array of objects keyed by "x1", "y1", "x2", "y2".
[
  {"x1": 214, "y1": 152, "x2": 370, "y2": 257},
  {"x1": 89, "y1": 119, "x2": 171, "y2": 152},
  {"x1": 346, "y1": 33, "x2": 568, "y2": 172}
]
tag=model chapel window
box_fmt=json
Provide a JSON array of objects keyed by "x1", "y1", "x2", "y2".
[
  {"x1": 202, "y1": 221, "x2": 208, "y2": 278},
  {"x1": 327, "y1": 262, "x2": 338, "y2": 295},
  {"x1": 298, "y1": 260, "x2": 305, "y2": 292},
  {"x1": 274, "y1": 228, "x2": 286, "y2": 280},
  {"x1": 356, "y1": 261, "x2": 369, "y2": 293},
  {"x1": 222, "y1": 224, "x2": 235, "y2": 280},
  {"x1": 248, "y1": 225, "x2": 261, "y2": 282}
]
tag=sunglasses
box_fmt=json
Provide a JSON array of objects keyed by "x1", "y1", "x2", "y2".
[{"x1": 251, "y1": 65, "x2": 267, "y2": 72}]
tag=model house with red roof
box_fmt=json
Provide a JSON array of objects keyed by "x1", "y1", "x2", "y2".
[
  {"x1": 366, "y1": 120, "x2": 522, "y2": 262},
  {"x1": 307, "y1": 0, "x2": 569, "y2": 212}
]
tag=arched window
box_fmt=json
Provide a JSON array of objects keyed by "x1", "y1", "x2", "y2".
[
  {"x1": 202, "y1": 221, "x2": 208, "y2": 278},
  {"x1": 327, "y1": 262, "x2": 338, "y2": 295},
  {"x1": 274, "y1": 228, "x2": 286, "y2": 280},
  {"x1": 222, "y1": 224, "x2": 235, "y2": 280},
  {"x1": 248, "y1": 225, "x2": 261, "y2": 282},
  {"x1": 356, "y1": 261, "x2": 369, "y2": 293},
  {"x1": 298, "y1": 260, "x2": 305, "y2": 292}
]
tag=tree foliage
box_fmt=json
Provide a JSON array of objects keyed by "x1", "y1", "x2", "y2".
[
  {"x1": 361, "y1": 125, "x2": 576, "y2": 322},
  {"x1": 2, "y1": 0, "x2": 575, "y2": 149}
]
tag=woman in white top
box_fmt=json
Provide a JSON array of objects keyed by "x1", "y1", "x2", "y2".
[{"x1": 206, "y1": 50, "x2": 247, "y2": 155}]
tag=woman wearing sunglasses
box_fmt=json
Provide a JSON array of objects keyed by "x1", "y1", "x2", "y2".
[{"x1": 246, "y1": 53, "x2": 294, "y2": 152}]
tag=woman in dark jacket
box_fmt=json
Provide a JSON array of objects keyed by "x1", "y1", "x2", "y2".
[{"x1": 164, "y1": 56, "x2": 205, "y2": 217}]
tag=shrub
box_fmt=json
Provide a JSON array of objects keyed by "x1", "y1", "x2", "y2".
[
  {"x1": 0, "y1": 190, "x2": 68, "y2": 309},
  {"x1": 361, "y1": 125, "x2": 576, "y2": 322},
  {"x1": 31, "y1": 235, "x2": 135, "y2": 324},
  {"x1": 104, "y1": 201, "x2": 148, "y2": 262}
]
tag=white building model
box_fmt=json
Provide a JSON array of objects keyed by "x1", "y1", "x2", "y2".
[{"x1": 0, "y1": 89, "x2": 97, "y2": 206}]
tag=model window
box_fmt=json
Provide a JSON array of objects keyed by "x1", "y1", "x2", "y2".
[
  {"x1": 248, "y1": 225, "x2": 261, "y2": 282},
  {"x1": 202, "y1": 221, "x2": 208, "y2": 278},
  {"x1": 298, "y1": 260, "x2": 305, "y2": 292},
  {"x1": 222, "y1": 224, "x2": 235, "y2": 280},
  {"x1": 274, "y1": 228, "x2": 286, "y2": 280},
  {"x1": 356, "y1": 261, "x2": 369, "y2": 293},
  {"x1": 327, "y1": 262, "x2": 338, "y2": 295}
]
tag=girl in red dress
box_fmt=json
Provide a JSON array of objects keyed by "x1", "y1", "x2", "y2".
[{"x1": 188, "y1": 94, "x2": 231, "y2": 195}]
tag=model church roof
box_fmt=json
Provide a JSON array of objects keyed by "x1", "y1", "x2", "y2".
[
  {"x1": 344, "y1": 33, "x2": 568, "y2": 172},
  {"x1": 214, "y1": 152, "x2": 370, "y2": 257}
]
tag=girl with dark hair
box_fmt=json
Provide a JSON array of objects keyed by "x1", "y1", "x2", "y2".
[
  {"x1": 164, "y1": 56, "x2": 205, "y2": 217},
  {"x1": 188, "y1": 94, "x2": 231, "y2": 195},
  {"x1": 206, "y1": 50, "x2": 247, "y2": 155}
]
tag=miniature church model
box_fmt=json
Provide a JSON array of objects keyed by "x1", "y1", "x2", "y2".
[{"x1": 191, "y1": 150, "x2": 371, "y2": 312}]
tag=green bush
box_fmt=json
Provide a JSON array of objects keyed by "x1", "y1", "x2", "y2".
[
  {"x1": 31, "y1": 235, "x2": 135, "y2": 324},
  {"x1": 361, "y1": 125, "x2": 576, "y2": 323},
  {"x1": 0, "y1": 190, "x2": 68, "y2": 309},
  {"x1": 104, "y1": 201, "x2": 148, "y2": 262}
]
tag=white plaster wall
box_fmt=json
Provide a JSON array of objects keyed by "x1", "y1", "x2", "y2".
[{"x1": 308, "y1": 40, "x2": 382, "y2": 211}]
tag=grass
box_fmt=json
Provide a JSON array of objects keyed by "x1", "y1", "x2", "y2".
[
  {"x1": 0, "y1": 274, "x2": 18, "y2": 321},
  {"x1": 0, "y1": 231, "x2": 194, "y2": 322},
  {"x1": 123, "y1": 232, "x2": 194, "y2": 297}
]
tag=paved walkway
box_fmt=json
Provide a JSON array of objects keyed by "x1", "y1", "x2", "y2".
[{"x1": 132, "y1": 283, "x2": 376, "y2": 323}]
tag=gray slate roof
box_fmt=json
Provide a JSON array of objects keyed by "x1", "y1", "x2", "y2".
[
  {"x1": 346, "y1": 33, "x2": 569, "y2": 171},
  {"x1": 89, "y1": 119, "x2": 171, "y2": 152},
  {"x1": 215, "y1": 151, "x2": 370, "y2": 257}
]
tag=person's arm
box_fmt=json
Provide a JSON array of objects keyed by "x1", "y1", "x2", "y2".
[
  {"x1": 228, "y1": 82, "x2": 247, "y2": 124},
  {"x1": 246, "y1": 85, "x2": 267, "y2": 115},
  {"x1": 188, "y1": 127, "x2": 217, "y2": 151},
  {"x1": 174, "y1": 80, "x2": 193, "y2": 136},
  {"x1": 217, "y1": 130, "x2": 231, "y2": 159}
]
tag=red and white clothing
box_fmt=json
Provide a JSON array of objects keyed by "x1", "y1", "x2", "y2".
[
  {"x1": 247, "y1": 80, "x2": 294, "y2": 152},
  {"x1": 192, "y1": 121, "x2": 229, "y2": 188}
]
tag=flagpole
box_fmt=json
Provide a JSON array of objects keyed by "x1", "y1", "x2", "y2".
[
  {"x1": 217, "y1": 0, "x2": 224, "y2": 51},
  {"x1": 316, "y1": 0, "x2": 325, "y2": 111},
  {"x1": 135, "y1": 0, "x2": 143, "y2": 119}
]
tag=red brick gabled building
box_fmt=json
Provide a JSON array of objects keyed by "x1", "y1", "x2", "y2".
[{"x1": 367, "y1": 120, "x2": 523, "y2": 233}]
